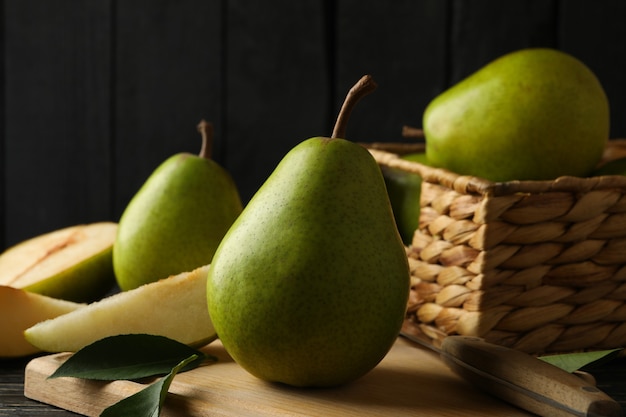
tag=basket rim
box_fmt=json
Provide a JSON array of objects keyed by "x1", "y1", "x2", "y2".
[{"x1": 364, "y1": 140, "x2": 626, "y2": 197}]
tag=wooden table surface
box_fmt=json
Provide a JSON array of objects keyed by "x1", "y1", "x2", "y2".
[
  {"x1": 1, "y1": 355, "x2": 76, "y2": 417},
  {"x1": 2, "y1": 346, "x2": 626, "y2": 417}
]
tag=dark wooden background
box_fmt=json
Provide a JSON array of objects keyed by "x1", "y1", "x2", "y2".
[{"x1": 1, "y1": 0, "x2": 625, "y2": 249}]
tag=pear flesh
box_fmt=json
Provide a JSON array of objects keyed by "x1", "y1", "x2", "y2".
[
  {"x1": 0, "y1": 286, "x2": 83, "y2": 358},
  {"x1": 423, "y1": 48, "x2": 610, "y2": 181},
  {"x1": 0, "y1": 222, "x2": 117, "y2": 302},
  {"x1": 207, "y1": 137, "x2": 410, "y2": 388},
  {"x1": 25, "y1": 264, "x2": 216, "y2": 353},
  {"x1": 114, "y1": 124, "x2": 242, "y2": 291}
]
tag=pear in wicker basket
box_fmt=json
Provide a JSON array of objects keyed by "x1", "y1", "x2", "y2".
[
  {"x1": 423, "y1": 48, "x2": 609, "y2": 182},
  {"x1": 382, "y1": 151, "x2": 428, "y2": 244}
]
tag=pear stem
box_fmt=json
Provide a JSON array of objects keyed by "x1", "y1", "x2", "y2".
[
  {"x1": 331, "y1": 74, "x2": 378, "y2": 139},
  {"x1": 197, "y1": 120, "x2": 214, "y2": 159}
]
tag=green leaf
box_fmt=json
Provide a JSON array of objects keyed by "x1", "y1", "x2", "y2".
[
  {"x1": 538, "y1": 348, "x2": 623, "y2": 373},
  {"x1": 100, "y1": 354, "x2": 198, "y2": 417},
  {"x1": 49, "y1": 334, "x2": 212, "y2": 381}
]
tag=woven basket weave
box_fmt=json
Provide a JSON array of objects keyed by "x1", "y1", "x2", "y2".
[{"x1": 367, "y1": 139, "x2": 626, "y2": 354}]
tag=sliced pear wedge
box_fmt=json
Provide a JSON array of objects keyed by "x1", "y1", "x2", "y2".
[
  {"x1": 0, "y1": 286, "x2": 83, "y2": 358},
  {"x1": 24, "y1": 264, "x2": 216, "y2": 353},
  {"x1": 0, "y1": 222, "x2": 117, "y2": 302}
]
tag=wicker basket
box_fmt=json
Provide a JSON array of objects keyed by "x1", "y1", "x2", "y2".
[{"x1": 367, "y1": 139, "x2": 626, "y2": 354}]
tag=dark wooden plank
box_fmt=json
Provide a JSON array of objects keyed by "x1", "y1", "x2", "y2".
[
  {"x1": 335, "y1": 0, "x2": 449, "y2": 141},
  {"x1": 0, "y1": 0, "x2": 6, "y2": 250},
  {"x1": 0, "y1": 356, "x2": 78, "y2": 416},
  {"x1": 113, "y1": 0, "x2": 223, "y2": 216},
  {"x1": 3, "y1": 1, "x2": 113, "y2": 247},
  {"x1": 223, "y1": 0, "x2": 330, "y2": 202},
  {"x1": 448, "y1": 0, "x2": 559, "y2": 84},
  {"x1": 3, "y1": 1, "x2": 626, "y2": 246},
  {"x1": 558, "y1": 0, "x2": 626, "y2": 138}
]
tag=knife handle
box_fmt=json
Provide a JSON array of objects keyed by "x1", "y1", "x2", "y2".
[{"x1": 440, "y1": 336, "x2": 622, "y2": 417}]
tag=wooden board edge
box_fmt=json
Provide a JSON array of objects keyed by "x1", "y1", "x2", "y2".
[{"x1": 24, "y1": 352, "x2": 145, "y2": 417}]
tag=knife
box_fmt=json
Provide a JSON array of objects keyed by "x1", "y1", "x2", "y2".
[{"x1": 400, "y1": 321, "x2": 622, "y2": 417}]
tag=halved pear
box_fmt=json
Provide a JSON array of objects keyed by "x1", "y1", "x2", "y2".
[
  {"x1": 0, "y1": 286, "x2": 83, "y2": 358},
  {"x1": 0, "y1": 222, "x2": 117, "y2": 302},
  {"x1": 24, "y1": 264, "x2": 216, "y2": 353}
]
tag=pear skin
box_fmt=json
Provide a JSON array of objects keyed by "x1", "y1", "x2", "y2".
[
  {"x1": 423, "y1": 48, "x2": 609, "y2": 181},
  {"x1": 114, "y1": 122, "x2": 242, "y2": 291},
  {"x1": 207, "y1": 137, "x2": 410, "y2": 388},
  {"x1": 382, "y1": 152, "x2": 427, "y2": 245}
]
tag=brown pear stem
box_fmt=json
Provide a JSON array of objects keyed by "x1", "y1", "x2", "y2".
[
  {"x1": 331, "y1": 75, "x2": 378, "y2": 139},
  {"x1": 197, "y1": 119, "x2": 214, "y2": 159}
]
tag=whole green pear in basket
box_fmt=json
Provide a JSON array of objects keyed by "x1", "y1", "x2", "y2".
[
  {"x1": 423, "y1": 47, "x2": 609, "y2": 181},
  {"x1": 207, "y1": 75, "x2": 410, "y2": 388},
  {"x1": 114, "y1": 121, "x2": 243, "y2": 291},
  {"x1": 383, "y1": 151, "x2": 428, "y2": 245}
]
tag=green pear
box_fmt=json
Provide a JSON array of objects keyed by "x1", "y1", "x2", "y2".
[
  {"x1": 0, "y1": 222, "x2": 117, "y2": 302},
  {"x1": 382, "y1": 152, "x2": 427, "y2": 245},
  {"x1": 207, "y1": 76, "x2": 410, "y2": 388},
  {"x1": 423, "y1": 48, "x2": 609, "y2": 181},
  {"x1": 25, "y1": 265, "x2": 216, "y2": 353},
  {"x1": 114, "y1": 121, "x2": 243, "y2": 291}
]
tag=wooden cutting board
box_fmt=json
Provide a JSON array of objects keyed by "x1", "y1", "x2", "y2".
[{"x1": 24, "y1": 337, "x2": 532, "y2": 416}]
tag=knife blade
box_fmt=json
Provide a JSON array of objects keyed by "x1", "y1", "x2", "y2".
[{"x1": 400, "y1": 321, "x2": 622, "y2": 417}]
